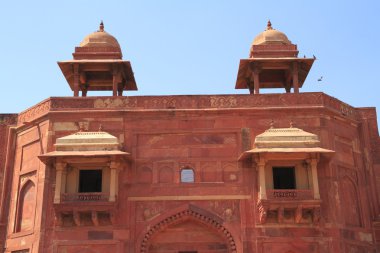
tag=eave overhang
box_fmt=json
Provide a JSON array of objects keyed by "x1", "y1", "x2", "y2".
[
  {"x1": 238, "y1": 147, "x2": 334, "y2": 161},
  {"x1": 38, "y1": 150, "x2": 130, "y2": 164}
]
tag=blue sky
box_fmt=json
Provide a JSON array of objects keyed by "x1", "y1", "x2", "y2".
[{"x1": 1, "y1": 0, "x2": 379, "y2": 124}]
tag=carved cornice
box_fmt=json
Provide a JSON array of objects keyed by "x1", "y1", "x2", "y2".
[
  {"x1": 0, "y1": 114, "x2": 17, "y2": 126},
  {"x1": 18, "y1": 99, "x2": 51, "y2": 125},
  {"x1": 14, "y1": 93, "x2": 364, "y2": 125}
]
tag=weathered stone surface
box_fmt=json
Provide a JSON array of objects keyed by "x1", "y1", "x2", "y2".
[{"x1": 1, "y1": 23, "x2": 379, "y2": 253}]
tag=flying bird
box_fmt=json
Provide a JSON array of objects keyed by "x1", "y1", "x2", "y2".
[{"x1": 318, "y1": 76, "x2": 323, "y2": 82}]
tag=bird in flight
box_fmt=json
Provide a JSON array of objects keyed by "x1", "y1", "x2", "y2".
[{"x1": 318, "y1": 76, "x2": 323, "y2": 82}]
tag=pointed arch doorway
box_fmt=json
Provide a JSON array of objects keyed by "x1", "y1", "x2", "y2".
[
  {"x1": 149, "y1": 219, "x2": 227, "y2": 253},
  {"x1": 139, "y1": 205, "x2": 237, "y2": 253}
]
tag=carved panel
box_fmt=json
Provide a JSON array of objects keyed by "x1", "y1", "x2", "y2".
[
  {"x1": 334, "y1": 136, "x2": 355, "y2": 166},
  {"x1": 261, "y1": 241, "x2": 319, "y2": 253},
  {"x1": 208, "y1": 200, "x2": 240, "y2": 222},
  {"x1": 200, "y1": 161, "x2": 218, "y2": 182},
  {"x1": 56, "y1": 244, "x2": 117, "y2": 253},
  {"x1": 93, "y1": 97, "x2": 137, "y2": 109},
  {"x1": 137, "y1": 166, "x2": 153, "y2": 184},
  {"x1": 50, "y1": 98, "x2": 94, "y2": 109},
  {"x1": 136, "y1": 202, "x2": 164, "y2": 222},
  {"x1": 21, "y1": 141, "x2": 41, "y2": 172},
  {"x1": 338, "y1": 166, "x2": 358, "y2": 184},
  {"x1": 322, "y1": 95, "x2": 357, "y2": 119},
  {"x1": 18, "y1": 99, "x2": 51, "y2": 124},
  {"x1": 222, "y1": 161, "x2": 239, "y2": 182},
  {"x1": 339, "y1": 176, "x2": 362, "y2": 227},
  {"x1": 158, "y1": 167, "x2": 173, "y2": 183}
]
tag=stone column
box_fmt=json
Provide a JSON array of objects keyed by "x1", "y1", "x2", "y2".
[
  {"x1": 54, "y1": 162, "x2": 66, "y2": 204},
  {"x1": 292, "y1": 62, "x2": 299, "y2": 93},
  {"x1": 257, "y1": 158, "x2": 267, "y2": 199},
  {"x1": 253, "y1": 71, "x2": 260, "y2": 94},
  {"x1": 73, "y1": 64, "x2": 80, "y2": 97},
  {"x1": 81, "y1": 87, "x2": 87, "y2": 97},
  {"x1": 112, "y1": 66, "x2": 118, "y2": 97},
  {"x1": 310, "y1": 158, "x2": 320, "y2": 199},
  {"x1": 109, "y1": 160, "x2": 120, "y2": 202}
]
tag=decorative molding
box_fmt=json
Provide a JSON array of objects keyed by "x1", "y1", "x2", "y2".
[
  {"x1": 14, "y1": 93, "x2": 363, "y2": 126},
  {"x1": 18, "y1": 99, "x2": 51, "y2": 124},
  {"x1": 93, "y1": 97, "x2": 137, "y2": 109},
  {"x1": 0, "y1": 114, "x2": 18, "y2": 125},
  {"x1": 208, "y1": 200, "x2": 239, "y2": 222},
  {"x1": 128, "y1": 195, "x2": 251, "y2": 201},
  {"x1": 322, "y1": 95, "x2": 357, "y2": 119},
  {"x1": 139, "y1": 205, "x2": 237, "y2": 253},
  {"x1": 50, "y1": 98, "x2": 93, "y2": 109},
  {"x1": 357, "y1": 108, "x2": 377, "y2": 119},
  {"x1": 338, "y1": 166, "x2": 358, "y2": 184}
]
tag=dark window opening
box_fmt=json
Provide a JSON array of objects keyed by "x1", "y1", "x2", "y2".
[
  {"x1": 272, "y1": 167, "x2": 296, "y2": 189},
  {"x1": 79, "y1": 170, "x2": 102, "y2": 192}
]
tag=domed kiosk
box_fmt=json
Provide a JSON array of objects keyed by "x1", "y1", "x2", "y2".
[
  {"x1": 251, "y1": 20, "x2": 292, "y2": 46},
  {"x1": 235, "y1": 21, "x2": 314, "y2": 94},
  {"x1": 58, "y1": 22, "x2": 137, "y2": 97}
]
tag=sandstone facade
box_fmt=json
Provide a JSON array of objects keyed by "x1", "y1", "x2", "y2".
[{"x1": 0, "y1": 22, "x2": 379, "y2": 253}]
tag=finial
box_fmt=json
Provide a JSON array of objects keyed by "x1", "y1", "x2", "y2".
[
  {"x1": 270, "y1": 119, "x2": 274, "y2": 129},
  {"x1": 290, "y1": 120, "x2": 294, "y2": 128},
  {"x1": 267, "y1": 20, "x2": 273, "y2": 30},
  {"x1": 99, "y1": 20, "x2": 104, "y2": 32},
  {"x1": 99, "y1": 124, "x2": 103, "y2": 132}
]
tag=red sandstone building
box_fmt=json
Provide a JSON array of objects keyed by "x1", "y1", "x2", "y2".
[{"x1": 0, "y1": 21, "x2": 380, "y2": 253}]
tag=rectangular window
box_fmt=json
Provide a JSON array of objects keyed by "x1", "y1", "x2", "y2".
[
  {"x1": 79, "y1": 169, "x2": 102, "y2": 193},
  {"x1": 181, "y1": 168, "x2": 195, "y2": 183},
  {"x1": 272, "y1": 167, "x2": 296, "y2": 189}
]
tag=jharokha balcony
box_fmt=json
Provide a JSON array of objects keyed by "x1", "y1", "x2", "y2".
[
  {"x1": 266, "y1": 189, "x2": 313, "y2": 200},
  {"x1": 237, "y1": 126, "x2": 334, "y2": 225},
  {"x1": 257, "y1": 188, "x2": 321, "y2": 225},
  {"x1": 61, "y1": 193, "x2": 110, "y2": 202},
  {"x1": 54, "y1": 192, "x2": 116, "y2": 227}
]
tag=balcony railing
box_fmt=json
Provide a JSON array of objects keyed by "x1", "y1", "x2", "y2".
[
  {"x1": 266, "y1": 189, "x2": 313, "y2": 200},
  {"x1": 61, "y1": 193, "x2": 109, "y2": 202}
]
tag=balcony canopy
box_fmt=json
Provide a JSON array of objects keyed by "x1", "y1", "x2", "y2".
[
  {"x1": 39, "y1": 131, "x2": 130, "y2": 163},
  {"x1": 239, "y1": 126, "x2": 334, "y2": 161}
]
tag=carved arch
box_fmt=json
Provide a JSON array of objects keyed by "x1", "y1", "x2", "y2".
[
  {"x1": 15, "y1": 179, "x2": 36, "y2": 232},
  {"x1": 340, "y1": 176, "x2": 362, "y2": 227},
  {"x1": 137, "y1": 166, "x2": 153, "y2": 184},
  {"x1": 138, "y1": 204, "x2": 237, "y2": 253},
  {"x1": 158, "y1": 166, "x2": 173, "y2": 183}
]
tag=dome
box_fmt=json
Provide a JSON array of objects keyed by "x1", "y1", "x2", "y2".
[
  {"x1": 252, "y1": 21, "x2": 291, "y2": 45},
  {"x1": 79, "y1": 21, "x2": 121, "y2": 49}
]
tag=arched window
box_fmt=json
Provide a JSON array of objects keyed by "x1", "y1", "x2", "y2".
[
  {"x1": 181, "y1": 168, "x2": 195, "y2": 183},
  {"x1": 15, "y1": 180, "x2": 36, "y2": 232}
]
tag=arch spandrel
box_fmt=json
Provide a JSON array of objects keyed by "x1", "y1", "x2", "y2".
[{"x1": 138, "y1": 204, "x2": 238, "y2": 253}]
